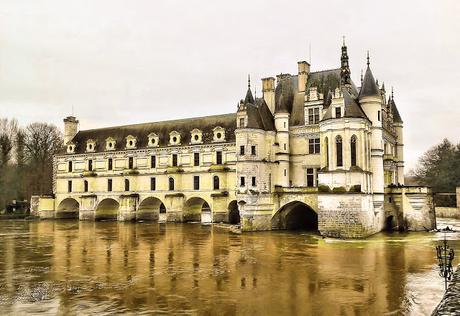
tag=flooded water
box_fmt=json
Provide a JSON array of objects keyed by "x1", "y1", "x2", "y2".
[{"x1": 0, "y1": 219, "x2": 459, "y2": 316}]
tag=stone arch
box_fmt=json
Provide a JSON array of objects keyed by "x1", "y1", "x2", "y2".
[
  {"x1": 137, "y1": 197, "x2": 166, "y2": 221},
  {"x1": 385, "y1": 215, "x2": 394, "y2": 231},
  {"x1": 184, "y1": 197, "x2": 212, "y2": 223},
  {"x1": 95, "y1": 198, "x2": 120, "y2": 221},
  {"x1": 56, "y1": 198, "x2": 79, "y2": 219},
  {"x1": 228, "y1": 200, "x2": 240, "y2": 224},
  {"x1": 271, "y1": 201, "x2": 318, "y2": 231}
]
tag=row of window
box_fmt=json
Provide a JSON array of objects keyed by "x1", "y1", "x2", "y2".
[
  {"x1": 239, "y1": 145, "x2": 257, "y2": 156},
  {"x1": 325, "y1": 135, "x2": 358, "y2": 168},
  {"x1": 67, "y1": 175, "x2": 222, "y2": 193},
  {"x1": 67, "y1": 152, "x2": 224, "y2": 172},
  {"x1": 239, "y1": 176, "x2": 257, "y2": 187}
]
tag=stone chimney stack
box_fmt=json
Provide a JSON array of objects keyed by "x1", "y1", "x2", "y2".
[
  {"x1": 262, "y1": 77, "x2": 276, "y2": 114},
  {"x1": 297, "y1": 61, "x2": 310, "y2": 92},
  {"x1": 63, "y1": 116, "x2": 79, "y2": 145}
]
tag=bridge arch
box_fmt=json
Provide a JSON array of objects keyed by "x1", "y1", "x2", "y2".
[
  {"x1": 184, "y1": 197, "x2": 212, "y2": 223},
  {"x1": 137, "y1": 197, "x2": 166, "y2": 221},
  {"x1": 271, "y1": 201, "x2": 318, "y2": 231},
  {"x1": 56, "y1": 198, "x2": 79, "y2": 219},
  {"x1": 228, "y1": 200, "x2": 240, "y2": 224},
  {"x1": 95, "y1": 198, "x2": 119, "y2": 221}
]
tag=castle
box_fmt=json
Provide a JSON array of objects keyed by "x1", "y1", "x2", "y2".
[{"x1": 33, "y1": 42, "x2": 436, "y2": 238}]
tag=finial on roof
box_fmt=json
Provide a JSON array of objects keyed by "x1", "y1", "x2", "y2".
[
  {"x1": 366, "y1": 50, "x2": 370, "y2": 67},
  {"x1": 254, "y1": 85, "x2": 257, "y2": 99},
  {"x1": 391, "y1": 86, "x2": 394, "y2": 100},
  {"x1": 342, "y1": 35, "x2": 345, "y2": 46},
  {"x1": 381, "y1": 82, "x2": 386, "y2": 92},
  {"x1": 248, "y1": 74, "x2": 251, "y2": 88},
  {"x1": 376, "y1": 79, "x2": 379, "y2": 87},
  {"x1": 360, "y1": 69, "x2": 363, "y2": 85}
]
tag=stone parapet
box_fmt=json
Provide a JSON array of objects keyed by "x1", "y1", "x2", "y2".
[{"x1": 432, "y1": 265, "x2": 460, "y2": 315}]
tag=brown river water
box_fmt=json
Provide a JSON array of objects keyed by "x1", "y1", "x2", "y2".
[{"x1": 0, "y1": 218, "x2": 459, "y2": 316}]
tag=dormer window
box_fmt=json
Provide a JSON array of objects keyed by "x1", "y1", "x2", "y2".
[
  {"x1": 67, "y1": 142, "x2": 75, "y2": 154},
  {"x1": 105, "y1": 137, "x2": 116, "y2": 151},
  {"x1": 169, "y1": 131, "x2": 181, "y2": 146},
  {"x1": 190, "y1": 129, "x2": 203, "y2": 144},
  {"x1": 86, "y1": 139, "x2": 96, "y2": 152},
  {"x1": 335, "y1": 107, "x2": 342, "y2": 118},
  {"x1": 148, "y1": 133, "x2": 159, "y2": 147},
  {"x1": 212, "y1": 126, "x2": 225, "y2": 142},
  {"x1": 125, "y1": 135, "x2": 137, "y2": 149}
]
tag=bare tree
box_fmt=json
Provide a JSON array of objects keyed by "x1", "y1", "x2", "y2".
[{"x1": 24, "y1": 122, "x2": 63, "y2": 197}]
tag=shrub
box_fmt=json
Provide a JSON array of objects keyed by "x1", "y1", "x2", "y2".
[
  {"x1": 318, "y1": 185, "x2": 331, "y2": 193},
  {"x1": 332, "y1": 186, "x2": 347, "y2": 193}
]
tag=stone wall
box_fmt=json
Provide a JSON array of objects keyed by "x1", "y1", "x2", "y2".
[
  {"x1": 317, "y1": 193, "x2": 382, "y2": 238},
  {"x1": 435, "y1": 207, "x2": 460, "y2": 219},
  {"x1": 432, "y1": 265, "x2": 460, "y2": 315}
]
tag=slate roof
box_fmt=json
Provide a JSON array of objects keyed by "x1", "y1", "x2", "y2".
[
  {"x1": 390, "y1": 98, "x2": 403, "y2": 123},
  {"x1": 322, "y1": 87, "x2": 369, "y2": 121},
  {"x1": 65, "y1": 113, "x2": 237, "y2": 154},
  {"x1": 241, "y1": 96, "x2": 275, "y2": 131},
  {"x1": 359, "y1": 66, "x2": 380, "y2": 98}
]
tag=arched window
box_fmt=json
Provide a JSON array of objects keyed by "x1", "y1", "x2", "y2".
[
  {"x1": 325, "y1": 137, "x2": 329, "y2": 168},
  {"x1": 124, "y1": 179, "x2": 130, "y2": 191},
  {"x1": 213, "y1": 176, "x2": 220, "y2": 190},
  {"x1": 169, "y1": 177, "x2": 175, "y2": 191},
  {"x1": 351, "y1": 135, "x2": 357, "y2": 167},
  {"x1": 84, "y1": 180, "x2": 88, "y2": 192},
  {"x1": 336, "y1": 135, "x2": 343, "y2": 167}
]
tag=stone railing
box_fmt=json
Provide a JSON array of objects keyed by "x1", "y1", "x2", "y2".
[{"x1": 432, "y1": 265, "x2": 460, "y2": 315}]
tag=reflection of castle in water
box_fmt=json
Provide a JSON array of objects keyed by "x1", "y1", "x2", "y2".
[{"x1": 0, "y1": 221, "x2": 442, "y2": 315}]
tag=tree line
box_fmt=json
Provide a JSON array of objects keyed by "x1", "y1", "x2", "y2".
[
  {"x1": 413, "y1": 138, "x2": 460, "y2": 193},
  {"x1": 0, "y1": 118, "x2": 62, "y2": 212}
]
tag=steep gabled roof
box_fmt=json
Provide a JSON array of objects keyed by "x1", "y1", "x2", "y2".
[
  {"x1": 359, "y1": 66, "x2": 380, "y2": 98},
  {"x1": 244, "y1": 98, "x2": 275, "y2": 131},
  {"x1": 322, "y1": 87, "x2": 369, "y2": 121},
  {"x1": 390, "y1": 98, "x2": 403, "y2": 123}
]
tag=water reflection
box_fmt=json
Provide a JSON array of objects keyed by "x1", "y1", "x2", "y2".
[{"x1": 0, "y1": 220, "x2": 459, "y2": 315}]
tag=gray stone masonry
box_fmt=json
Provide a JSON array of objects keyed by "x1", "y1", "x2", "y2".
[{"x1": 432, "y1": 264, "x2": 460, "y2": 315}]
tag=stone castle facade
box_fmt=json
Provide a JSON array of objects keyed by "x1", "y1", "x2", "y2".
[{"x1": 33, "y1": 42, "x2": 436, "y2": 238}]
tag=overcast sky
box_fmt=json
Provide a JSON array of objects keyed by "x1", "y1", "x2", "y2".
[{"x1": 0, "y1": 0, "x2": 459, "y2": 170}]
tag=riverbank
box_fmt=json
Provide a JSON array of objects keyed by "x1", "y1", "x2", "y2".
[{"x1": 432, "y1": 265, "x2": 460, "y2": 315}]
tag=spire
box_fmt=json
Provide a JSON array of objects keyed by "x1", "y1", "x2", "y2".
[
  {"x1": 381, "y1": 82, "x2": 386, "y2": 92},
  {"x1": 244, "y1": 74, "x2": 255, "y2": 104},
  {"x1": 359, "y1": 53, "x2": 379, "y2": 99},
  {"x1": 366, "y1": 50, "x2": 370, "y2": 67},
  {"x1": 391, "y1": 86, "x2": 394, "y2": 100},
  {"x1": 340, "y1": 37, "x2": 351, "y2": 85}
]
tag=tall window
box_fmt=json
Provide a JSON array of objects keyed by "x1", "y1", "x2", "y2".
[
  {"x1": 88, "y1": 159, "x2": 93, "y2": 171},
  {"x1": 84, "y1": 180, "x2": 88, "y2": 192},
  {"x1": 108, "y1": 179, "x2": 113, "y2": 192},
  {"x1": 377, "y1": 110, "x2": 381, "y2": 121},
  {"x1": 308, "y1": 107, "x2": 320, "y2": 124},
  {"x1": 68, "y1": 161, "x2": 73, "y2": 172},
  {"x1": 351, "y1": 135, "x2": 357, "y2": 167},
  {"x1": 194, "y1": 153, "x2": 200, "y2": 166},
  {"x1": 108, "y1": 158, "x2": 113, "y2": 170},
  {"x1": 193, "y1": 176, "x2": 200, "y2": 190},
  {"x1": 151, "y1": 155, "x2": 156, "y2": 168},
  {"x1": 251, "y1": 176, "x2": 256, "y2": 187},
  {"x1": 213, "y1": 176, "x2": 220, "y2": 190},
  {"x1": 240, "y1": 176, "x2": 245, "y2": 187},
  {"x1": 216, "y1": 151, "x2": 222, "y2": 165},
  {"x1": 309, "y1": 138, "x2": 320, "y2": 154},
  {"x1": 169, "y1": 177, "x2": 175, "y2": 191},
  {"x1": 125, "y1": 179, "x2": 130, "y2": 191},
  {"x1": 239, "y1": 118, "x2": 245, "y2": 128},
  {"x1": 325, "y1": 137, "x2": 329, "y2": 168},
  {"x1": 240, "y1": 145, "x2": 245, "y2": 156},
  {"x1": 336, "y1": 135, "x2": 343, "y2": 167},
  {"x1": 128, "y1": 157, "x2": 134, "y2": 169},
  {"x1": 68, "y1": 180, "x2": 72, "y2": 193},
  {"x1": 307, "y1": 168, "x2": 314, "y2": 187},
  {"x1": 335, "y1": 107, "x2": 342, "y2": 118},
  {"x1": 172, "y1": 154, "x2": 178, "y2": 167},
  {"x1": 251, "y1": 145, "x2": 256, "y2": 156},
  {"x1": 150, "y1": 177, "x2": 156, "y2": 191}
]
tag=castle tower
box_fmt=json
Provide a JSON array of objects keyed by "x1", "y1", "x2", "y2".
[
  {"x1": 390, "y1": 89, "x2": 404, "y2": 184},
  {"x1": 274, "y1": 77, "x2": 293, "y2": 187},
  {"x1": 63, "y1": 116, "x2": 79, "y2": 145},
  {"x1": 358, "y1": 53, "x2": 384, "y2": 194}
]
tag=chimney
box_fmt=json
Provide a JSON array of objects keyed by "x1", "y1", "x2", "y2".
[
  {"x1": 262, "y1": 77, "x2": 276, "y2": 114},
  {"x1": 63, "y1": 116, "x2": 79, "y2": 145},
  {"x1": 297, "y1": 61, "x2": 310, "y2": 92}
]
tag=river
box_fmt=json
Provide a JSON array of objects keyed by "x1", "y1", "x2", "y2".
[{"x1": 0, "y1": 218, "x2": 459, "y2": 315}]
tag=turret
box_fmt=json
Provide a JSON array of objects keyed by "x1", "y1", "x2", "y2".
[
  {"x1": 63, "y1": 116, "x2": 79, "y2": 145},
  {"x1": 391, "y1": 88, "x2": 404, "y2": 185},
  {"x1": 358, "y1": 52, "x2": 384, "y2": 194}
]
